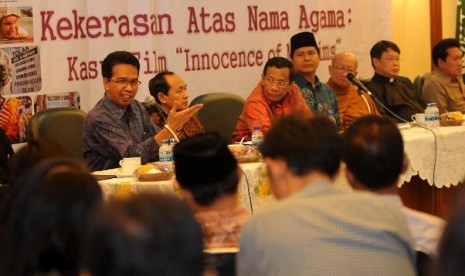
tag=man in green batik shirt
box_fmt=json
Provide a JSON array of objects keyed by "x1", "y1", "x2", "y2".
[{"x1": 290, "y1": 31, "x2": 341, "y2": 129}]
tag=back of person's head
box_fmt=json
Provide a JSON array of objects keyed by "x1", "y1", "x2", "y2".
[
  {"x1": 101, "y1": 51, "x2": 140, "y2": 79},
  {"x1": 342, "y1": 115, "x2": 404, "y2": 190},
  {"x1": 149, "y1": 71, "x2": 175, "y2": 104},
  {"x1": 432, "y1": 38, "x2": 460, "y2": 66},
  {"x1": 173, "y1": 132, "x2": 239, "y2": 206},
  {"x1": 260, "y1": 114, "x2": 341, "y2": 177},
  {"x1": 0, "y1": 156, "x2": 102, "y2": 275},
  {"x1": 434, "y1": 198, "x2": 465, "y2": 276},
  {"x1": 9, "y1": 138, "x2": 71, "y2": 186},
  {"x1": 81, "y1": 192, "x2": 204, "y2": 276},
  {"x1": 370, "y1": 40, "x2": 401, "y2": 67},
  {"x1": 263, "y1": 57, "x2": 295, "y2": 83}
]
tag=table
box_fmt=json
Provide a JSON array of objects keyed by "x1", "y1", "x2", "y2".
[
  {"x1": 95, "y1": 124, "x2": 465, "y2": 218},
  {"x1": 95, "y1": 162, "x2": 276, "y2": 214},
  {"x1": 399, "y1": 124, "x2": 465, "y2": 188},
  {"x1": 397, "y1": 124, "x2": 465, "y2": 218}
]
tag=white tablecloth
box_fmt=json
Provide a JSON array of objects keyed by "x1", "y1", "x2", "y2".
[
  {"x1": 96, "y1": 163, "x2": 275, "y2": 214},
  {"x1": 399, "y1": 124, "x2": 465, "y2": 188}
]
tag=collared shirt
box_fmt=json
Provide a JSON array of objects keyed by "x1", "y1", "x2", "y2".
[
  {"x1": 382, "y1": 194, "x2": 445, "y2": 256},
  {"x1": 327, "y1": 78, "x2": 380, "y2": 129},
  {"x1": 367, "y1": 73, "x2": 425, "y2": 122},
  {"x1": 422, "y1": 70, "x2": 465, "y2": 114},
  {"x1": 238, "y1": 179, "x2": 416, "y2": 276},
  {"x1": 83, "y1": 94, "x2": 160, "y2": 171},
  {"x1": 295, "y1": 73, "x2": 341, "y2": 128},
  {"x1": 232, "y1": 81, "x2": 312, "y2": 142}
]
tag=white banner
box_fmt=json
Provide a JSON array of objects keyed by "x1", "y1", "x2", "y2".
[{"x1": 0, "y1": 0, "x2": 391, "y2": 143}]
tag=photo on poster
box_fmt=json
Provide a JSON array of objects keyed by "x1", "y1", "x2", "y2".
[
  {"x1": 0, "y1": 4, "x2": 33, "y2": 44},
  {"x1": 0, "y1": 95, "x2": 31, "y2": 144},
  {"x1": 34, "y1": 92, "x2": 81, "y2": 113},
  {"x1": 0, "y1": 45, "x2": 41, "y2": 95}
]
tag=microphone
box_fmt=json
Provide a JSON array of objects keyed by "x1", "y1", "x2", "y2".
[
  {"x1": 144, "y1": 95, "x2": 168, "y2": 123},
  {"x1": 346, "y1": 73, "x2": 408, "y2": 123},
  {"x1": 347, "y1": 73, "x2": 372, "y2": 96}
]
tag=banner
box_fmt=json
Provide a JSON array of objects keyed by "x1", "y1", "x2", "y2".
[{"x1": 0, "y1": 0, "x2": 392, "y2": 144}]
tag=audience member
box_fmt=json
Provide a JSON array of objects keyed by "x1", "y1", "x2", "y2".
[
  {"x1": 238, "y1": 114, "x2": 416, "y2": 275},
  {"x1": 367, "y1": 40, "x2": 425, "y2": 122},
  {"x1": 83, "y1": 51, "x2": 203, "y2": 171},
  {"x1": 173, "y1": 132, "x2": 248, "y2": 249},
  {"x1": 0, "y1": 8, "x2": 27, "y2": 40},
  {"x1": 9, "y1": 138, "x2": 70, "y2": 187},
  {"x1": 290, "y1": 31, "x2": 340, "y2": 127},
  {"x1": 80, "y1": 192, "x2": 204, "y2": 276},
  {"x1": 327, "y1": 52, "x2": 380, "y2": 129},
  {"x1": 422, "y1": 38, "x2": 465, "y2": 114},
  {"x1": 148, "y1": 71, "x2": 205, "y2": 140},
  {"x1": 433, "y1": 199, "x2": 465, "y2": 276},
  {"x1": 0, "y1": 157, "x2": 102, "y2": 275},
  {"x1": 342, "y1": 115, "x2": 445, "y2": 255},
  {"x1": 232, "y1": 57, "x2": 312, "y2": 142}
]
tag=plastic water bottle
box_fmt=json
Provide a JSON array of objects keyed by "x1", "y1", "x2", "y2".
[
  {"x1": 251, "y1": 126, "x2": 263, "y2": 149},
  {"x1": 425, "y1": 103, "x2": 439, "y2": 132},
  {"x1": 169, "y1": 138, "x2": 177, "y2": 168},
  {"x1": 169, "y1": 138, "x2": 177, "y2": 150},
  {"x1": 159, "y1": 139, "x2": 172, "y2": 162}
]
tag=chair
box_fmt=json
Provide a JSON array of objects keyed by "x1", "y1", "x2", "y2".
[
  {"x1": 358, "y1": 76, "x2": 372, "y2": 87},
  {"x1": 204, "y1": 248, "x2": 238, "y2": 276},
  {"x1": 189, "y1": 93, "x2": 245, "y2": 143},
  {"x1": 413, "y1": 72, "x2": 432, "y2": 100},
  {"x1": 416, "y1": 249, "x2": 433, "y2": 276},
  {"x1": 27, "y1": 107, "x2": 86, "y2": 161}
]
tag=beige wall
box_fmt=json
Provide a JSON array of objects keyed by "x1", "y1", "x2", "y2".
[
  {"x1": 391, "y1": 0, "x2": 431, "y2": 80},
  {"x1": 391, "y1": 0, "x2": 457, "y2": 81}
]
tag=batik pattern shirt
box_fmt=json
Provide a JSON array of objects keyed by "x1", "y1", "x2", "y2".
[
  {"x1": 195, "y1": 206, "x2": 249, "y2": 249},
  {"x1": 295, "y1": 73, "x2": 340, "y2": 128},
  {"x1": 150, "y1": 111, "x2": 205, "y2": 140},
  {"x1": 83, "y1": 94, "x2": 160, "y2": 171},
  {"x1": 232, "y1": 81, "x2": 312, "y2": 142}
]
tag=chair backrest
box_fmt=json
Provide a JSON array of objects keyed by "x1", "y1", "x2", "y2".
[
  {"x1": 204, "y1": 248, "x2": 238, "y2": 276},
  {"x1": 189, "y1": 93, "x2": 245, "y2": 143},
  {"x1": 416, "y1": 249, "x2": 433, "y2": 276},
  {"x1": 358, "y1": 76, "x2": 372, "y2": 87},
  {"x1": 413, "y1": 72, "x2": 432, "y2": 100},
  {"x1": 27, "y1": 107, "x2": 86, "y2": 161}
]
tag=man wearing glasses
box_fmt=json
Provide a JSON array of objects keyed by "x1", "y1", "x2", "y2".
[
  {"x1": 83, "y1": 51, "x2": 202, "y2": 171},
  {"x1": 290, "y1": 31, "x2": 340, "y2": 128},
  {"x1": 366, "y1": 40, "x2": 425, "y2": 122},
  {"x1": 327, "y1": 52, "x2": 380, "y2": 129},
  {"x1": 232, "y1": 57, "x2": 312, "y2": 142}
]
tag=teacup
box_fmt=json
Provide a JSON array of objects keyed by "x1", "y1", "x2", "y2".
[
  {"x1": 119, "y1": 157, "x2": 141, "y2": 176},
  {"x1": 411, "y1": 113, "x2": 426, "y2": 126}
]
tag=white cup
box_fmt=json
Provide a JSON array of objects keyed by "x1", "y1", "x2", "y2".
[
  {"x1": 119, "y1": 157, "x2": 141, "y2": 176},
  {"x1": 411, "y1": 113, "x2": 426, "y2": 126}
]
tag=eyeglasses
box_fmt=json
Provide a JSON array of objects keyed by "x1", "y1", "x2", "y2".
[
  {"x1": 332, "y1": 65, "x2": 355, "y2": 74},
  {"x1": 108, "y1": 78, "x2": 141, "y2": 88},
  {"x1": 383, "y1": 56, "x2": 400, "y2": 63},
  {"x1": 263, "y1": 77, "x2": 289, "y2": 89}
]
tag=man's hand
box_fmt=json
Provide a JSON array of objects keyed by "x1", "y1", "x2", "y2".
[{"x1": 166, "y1": 101, "x2": 203, "y2": 130}]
